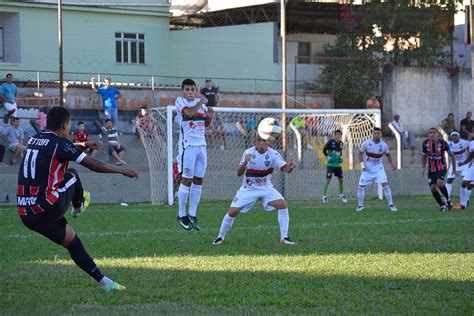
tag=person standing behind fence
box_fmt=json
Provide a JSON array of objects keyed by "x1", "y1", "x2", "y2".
[
  {"x1": 391, "y1": 114, "x2": 416, "y2": 163},
  {"x1": 200, "y1": 79, "x2": 219, "y2": 108},
  {"x1": 0, "y1": 73, "x2": 18, "y2": 123},
  {"x1": 460, "y1": 111, "x2": 474, "y2": 140},
  {"x1": 91, "y1": 77, "x2": 121, "y2": 124},
  {"x1": 440, "y1": 113, "x2": 456, "y2": 135}
]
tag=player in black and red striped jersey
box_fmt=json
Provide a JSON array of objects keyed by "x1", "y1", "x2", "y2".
[
  {"x1": 17, "y1": 107, "x2": 138, "y2": 292},
  {"x1": 422, "y1": 127, "x2": 456, "y2": 211}
]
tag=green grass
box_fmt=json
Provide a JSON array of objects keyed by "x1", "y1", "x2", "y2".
[{"x1": 0, "y1": 197, "x2": 473, "y2": 315}]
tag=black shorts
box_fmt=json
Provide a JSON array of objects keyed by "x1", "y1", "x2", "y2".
[
  {"x1": 428, "y1": 170, "x2": 447, "y2": 185},
  {"x1": 326, "y1": 166, "x2": 343, "y2": 179},
  {"x1": 20, "y1": 171, "x2": 79, "y2": 245},
  {"x1": 108, "y1": 144, "x2": 126, "y2": 155}
]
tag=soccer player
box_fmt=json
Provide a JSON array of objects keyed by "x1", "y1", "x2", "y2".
[
  {"x1": 357, "y1": 128, "x2": 397, "y2": 212},
  {"x1": 422, "y1": 127, "x2": 456, "y2": 211},
  {"x1": 17, "y1": 107, "x2": 138, "y2": 291},
  {"x1": 175, "y1": 78, "x2": 213, "y2": 231},
  {"x1": 456, "y1": 136, "x2": 474, "y2": 209},
  {"x1": 322, "y1": 129, "x2": 347, "y2": 203},
  {"x1": 445, "y1": 131, "x2": 469, "y2": 204},
  {"x1": 213, "y1": 136, "x2": 297, "y2": 246}
]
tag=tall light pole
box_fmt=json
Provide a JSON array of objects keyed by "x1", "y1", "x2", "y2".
[
  {"x1": 280, "y1": 0, "x2": 287, "y2": 151},
  {"x1": 58, "y1": 0, "x2": 64, "y2": 106}
]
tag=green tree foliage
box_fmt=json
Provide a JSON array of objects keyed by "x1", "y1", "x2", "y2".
[{"x1": 308, "y1": 0, "x2": 460, "y2": 108}]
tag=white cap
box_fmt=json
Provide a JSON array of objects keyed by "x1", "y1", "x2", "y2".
[{"x1": 450, "y1": 131, "x2": 460, "y2": 137}]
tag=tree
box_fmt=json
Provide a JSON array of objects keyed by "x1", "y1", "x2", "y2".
[{"x1": 307, "y1": 0, "x2": 460, "y2": 108}]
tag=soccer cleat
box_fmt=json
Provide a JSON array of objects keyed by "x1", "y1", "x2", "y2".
[
  {"x1": 356, "y1": 205, "x2": 364, "y2": 212},
  {"x1": 453, "y1": 203, "x2": 465, "y2": 211},
  {"x1": 188, "y1": 215, "x2": 201, "y2": 231},
  {"x1": 339, "y1": 194, "x2": 348, "y2": 203},
  {"x1": 389, "y1": 205, "x2": 398, "y2": 212},
  {"x1": 212, "y1": 237, "x2": 224, "y2": 246},
  {"x1": 322, "y1": 196, "x2": 329, "y2": 204},
  {"x1": 280, "y1": 237, "x2": 296, "y2": 245},
  {"x1": 439, "y1": 205, "x2": 447, "y2": 212},
  {"x1": 446, "y1": 200, "x2": 453, "y2": 210},
  {"x1": 71, "y1": 191, "x2": 91, "y2": 218},
  {"x1": 103, "y1": 282, "x2": 126, "y2": 293},
  {"x1": 177, "y1": 214, "x2": 192, "y2": 230}
]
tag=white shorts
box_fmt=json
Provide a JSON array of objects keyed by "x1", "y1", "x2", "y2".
[
  {"x1": 463, "y1": 165, "x2": 474, "y2": 182},
  {"x1": 358, "y1": 168, "x2": 388, "y2": 186},
  {"x1": 3, "y1": 102, "x2": 18, "y2": 117},
  {"x1": 177, "y1": 145, "x2": 207, "y2": 179},
  {"x1": 230, "y1": 187, "x2": 284, "y2": 213},
  {"x1": 447, "y1": 163, "x2": 468, "y2": 179}
]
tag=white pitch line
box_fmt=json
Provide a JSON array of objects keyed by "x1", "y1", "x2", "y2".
[{"x1": 1, "y1": 216, "x2": 472, "y2": 239}]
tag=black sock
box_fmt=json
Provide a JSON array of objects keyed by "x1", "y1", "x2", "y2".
[
  {"x1": 66, "y1": 169, "x2": 84, "y2": 209},
  {"x1": 431, "y1": 191, "x2": 444, "y2": 206},
  {"x1": 65, "y1": 235, "x2": 104, "y2": 282},
  {"x1": 439, "y1": 186, "x2": 450, "y2": 200}
]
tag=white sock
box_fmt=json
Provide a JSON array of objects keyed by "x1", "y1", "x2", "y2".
[
  {"x1": 99, "y1": 276, "x2": 114, "y2": 287},
  {"x1": 177, "y1": 184, "x2": 190, "y2": 217},
  {"x1": 383, "y1": 186, "x2": 394, "y2": 205},
  {"x1": 357, "y1": 186, "x2": 365, "y2": 207},
  {"x1": 188, "y1": 184, "x2": 202, "y2": 217},
  {"x1": 446, "y1": 182, "x2": 452, "y2": 197},
  {"x1": 460, "y1": 187, "x2": 467, "y2": 206},
  {"x1": 218, "y1": 213, "x2": 235, "y2": 239},
  {"x1": 278, "y1": 208, "x2": 289, "y2": 239},
  {"x1": 464, "y1": 188, "x2": 472, "y2": 206}
]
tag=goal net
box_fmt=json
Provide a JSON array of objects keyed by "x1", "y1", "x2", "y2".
[{"x1": 137, "y1": 107, "x2": 381, "y2": 205}]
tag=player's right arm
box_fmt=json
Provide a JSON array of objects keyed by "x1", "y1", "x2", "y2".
[
  {"x1": 237, "y1": 152, "x2": 251, "y2": 177},
  {"x1": 81, "y1": 156, "x2": 138, "y2": 178},
  {"x1": 322, "y1": 141, "x2": 329, "y2": 157}
]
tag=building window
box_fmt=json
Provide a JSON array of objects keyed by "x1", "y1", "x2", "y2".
[
  {"x1": 297, "y1": 42, "x2": 311, "y2": 64},
  {"x1": 115, "y1": 32, "x2": 145, "y2": 64}
]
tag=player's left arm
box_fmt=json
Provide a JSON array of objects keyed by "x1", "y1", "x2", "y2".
[
  {"x1": 445, "y1": 143, "x2": 456, "y2": 174},
  {"x1": 183, "y1": 97, "x2": 208, "y2": 118},
  {"x1": 385, "y1": 152, "x2": 397, "y2": 170},
  {"x1": 281, "y1": 161, "x2": 296, "y2": 173}
]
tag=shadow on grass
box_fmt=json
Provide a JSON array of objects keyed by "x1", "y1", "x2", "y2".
[{"x1": 1, "y1": 263, "x2": 472, "y2": 315}]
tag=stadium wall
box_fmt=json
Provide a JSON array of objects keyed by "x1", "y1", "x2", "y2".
[{"x1": 382, "y1": 66, "x2": 473, "y2": 135}]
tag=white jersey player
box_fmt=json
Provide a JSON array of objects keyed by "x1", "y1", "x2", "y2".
[
  {"x1": 213, "y1": 136, "x2": 297, "y2": 246},
  {"x1": 357, "y1": 128, "x2": 397, "y2": 212},
  {"x1": 446, "y1": 131, "x2": 470, "y2": 199},
  {"x1": 456, "y1": 139, "x2": 474, "y2": 209},
  {"x1": 175, "y1": 79, "x2": 213, "y2": 231}
]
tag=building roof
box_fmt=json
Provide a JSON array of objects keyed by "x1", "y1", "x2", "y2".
[{"x1": 170, "y1": 1, "x2": 344, "y2": 34}]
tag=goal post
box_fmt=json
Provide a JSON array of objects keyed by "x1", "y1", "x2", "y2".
[{"x1": 138, "y1": 106, "x2": 382, "y2": 205}]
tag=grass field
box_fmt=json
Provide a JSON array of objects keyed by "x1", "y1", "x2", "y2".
[{"x1": 0, "y1": 196, "x2": 473, "y2": 315}]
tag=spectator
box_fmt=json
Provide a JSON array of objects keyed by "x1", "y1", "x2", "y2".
[
  {"x1": 103, "y1": 119, "x2": 126, "y2": 165},
  {"x1": 366, "y1": 96, "x2": 380, "y2": 109},
  {"x1": 200, "y1": 79, "x2": 219, "y2": 108},
  {"x1": 391, "y1": 114, "x2": 416, "y2": 163},
  {"x1": 73, "y1": 121, "x2": 98, "y2": 157},
  {"x1": 440, "y1": 113, "x2": 456, "y2": 135},
  {"x1": 460, "y1": 111, "x2": 474, "y2": 140},
  {"x1": 135, "y1": 105, "x2": 158, "y2": 146},
  {"x1": 91, "y1": 77, "x2": 121, "y2": 124},
  {"x1": 0, "y1": 73, "x2": 18, "y2": 123},
  {"x1": 29, "y1": 106, "x2": 50, "y2": 136},
  {"x1": 288, "y1": 116, "x2": 313, "y2": 149},
  {"x1": 245, "y1": 114, "x2": 263, "y2": 146},
  {"x1": 206, "y1": 112, "x2": 227, "y2": 150},
  {"x1": 2, "y1": 117, "x2": 25, "y2": 165}
]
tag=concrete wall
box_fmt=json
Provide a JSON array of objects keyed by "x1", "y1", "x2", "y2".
[
  {"x1": 0, "y1": 12, "x2": 21, "y2": 63},
  {"x1": 382, "y1": 66, "x2": 473, "y2": 135}
]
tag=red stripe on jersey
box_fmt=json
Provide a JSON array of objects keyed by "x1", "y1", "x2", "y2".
[
  {"x1": 366, "y1": 151, "x2": 384, "y2": 158},
  {"x1": 46, "y1": 145, "x2": 60, "y2": 205},
  {"x1": 245, "y1": 168, "x2": 275, "y2": 175},
  {"x1": 17, "y1": 185, "x2": 24, "y2": 196},
  {"x1": 280, "y1": 164, "x2": 288, "y2": 171},
  {"x1": 31, "y1": 204, "x2": 44, "y2": 215},
  {"x1": 30, "y1": 186, "x2": 39, "y2": 196},
  {"x1": 453, "y1": 150, "x2": 464, "y2": 155},
  {"x1": 18, "y1": 207, "x2": 27, "y2": 216}
]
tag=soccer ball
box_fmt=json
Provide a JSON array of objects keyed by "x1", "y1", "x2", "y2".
[{"x1": 257, "y1": 117, "x2": 282, "y2": 141}]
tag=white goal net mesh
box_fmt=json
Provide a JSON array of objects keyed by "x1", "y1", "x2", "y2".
[{"x1": 137, "y1": 107, "x2": 381, "y2": 205}]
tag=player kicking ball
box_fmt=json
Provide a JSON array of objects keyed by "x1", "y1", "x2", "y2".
[
  {"x1": 357, "y1": 128, "x2": 397, "y2": 212},
  {"x1": 175, "y1": 79, "x2": 213, "y2": 231},
  {"x1": 322, "y1": 129, "x2": 347, "y2": 203},
  {"x1": 213, "y1": 132, "x2": 297, "y2": 246},
  {"x1": 445, "y1": 131, "x2": 470, "y2": 207},
  {"x1": 17, "y1": 107, "x2": 139, "y2": 292}
]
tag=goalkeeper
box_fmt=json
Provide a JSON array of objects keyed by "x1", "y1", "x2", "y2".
[{"x1": 322, "y1": 130, "x2": 347, "y2": 203}]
